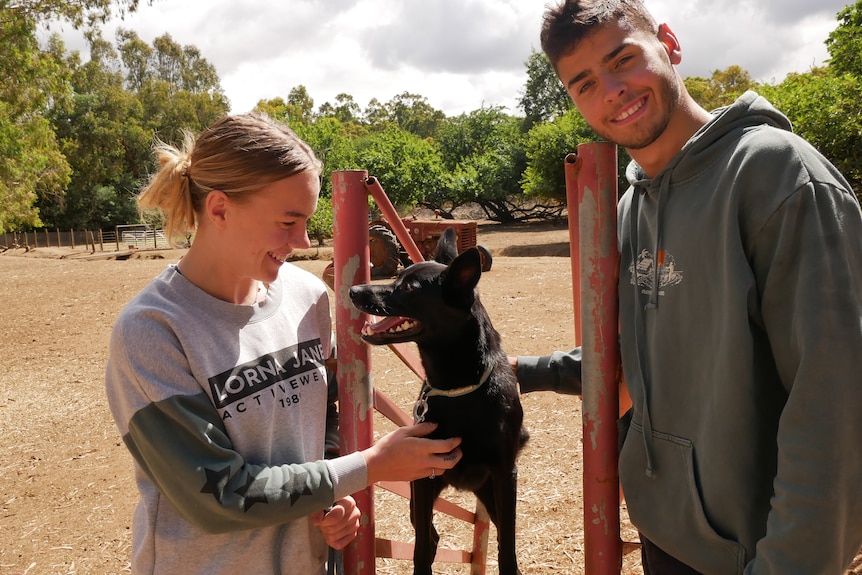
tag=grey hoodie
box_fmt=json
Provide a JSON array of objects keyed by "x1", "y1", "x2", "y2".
[{"x1": 520, "y1": 92, "x2": 862, "y2": 574}]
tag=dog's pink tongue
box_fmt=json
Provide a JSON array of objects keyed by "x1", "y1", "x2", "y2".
[{"x1": 365, "y1": 315, "x2": 408, "y2": 334}]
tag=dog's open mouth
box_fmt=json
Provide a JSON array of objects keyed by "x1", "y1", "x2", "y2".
[{"x1": 360, "y1": 315, "x2": 422, "y2": 342}]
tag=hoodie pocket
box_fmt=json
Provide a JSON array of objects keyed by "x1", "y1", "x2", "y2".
[{"x1": 620, "y1": 422, "x2": 746, "y2": 575}]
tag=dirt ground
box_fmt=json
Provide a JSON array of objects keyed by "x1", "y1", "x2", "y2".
[{"x1": 0, "y1": 220, "x2": 859, "y2": 575}]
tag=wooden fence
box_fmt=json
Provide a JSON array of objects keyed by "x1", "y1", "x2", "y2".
[{"x1": 1, "y1": 228, "x2": 173, "y2": 252}]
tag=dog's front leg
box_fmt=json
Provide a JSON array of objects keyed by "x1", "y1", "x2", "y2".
[
  {"x1": 409, "y1": 477, "x2": 444, "y2": 575},
  {"x1": 494, "y1": 466, "x2": 522, "y2": 575}
]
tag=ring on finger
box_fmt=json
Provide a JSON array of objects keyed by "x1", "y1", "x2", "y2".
[{"x1": 429, "y1": 469, "x2": 436, "y2": 479}]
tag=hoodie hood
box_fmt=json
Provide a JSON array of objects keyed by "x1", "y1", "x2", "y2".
[
  {"x1": 623, "y1": 91, "x2": 792, "y2": 478},
  {"x1": 626, "y1": 91, "x2": 793, "y2": 189}
]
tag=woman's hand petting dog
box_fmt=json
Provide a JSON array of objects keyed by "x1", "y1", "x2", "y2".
[
  {"x1": 361, "y1": 422, "x2": 463, "y2": 485},
  {"x1": 312, "y1": 496, "x2": 361, "y2": 550}
]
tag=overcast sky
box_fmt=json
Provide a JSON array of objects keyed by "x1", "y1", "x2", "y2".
[{"x1": 48, "y1": 0, "x2": 852, "y2": 117}]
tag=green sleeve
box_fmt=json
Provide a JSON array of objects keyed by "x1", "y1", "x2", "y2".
[
  {"x1": 516, "y1": 348, "x2": 583, "y2": 395},
  {"x1": 124, "y1": 391, "x2": 338, "y2": 534}
]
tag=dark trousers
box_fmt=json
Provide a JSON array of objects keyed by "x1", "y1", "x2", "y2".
[{"x1": 640, "y1": 533, "x2": 702, "y2": 575}]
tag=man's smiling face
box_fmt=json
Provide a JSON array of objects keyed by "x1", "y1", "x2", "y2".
[{"x1": 556, "y1": 20, "x2": 682, "y2": 153}]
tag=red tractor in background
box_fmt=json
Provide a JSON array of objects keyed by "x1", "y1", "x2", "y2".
[{"x1": 368, "y1": 217, "x2": 492, "y2": 278}]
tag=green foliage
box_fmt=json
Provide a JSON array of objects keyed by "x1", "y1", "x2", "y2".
[
  {"x1": 318, "y1": 93, "x2": 361, "y2": 124},
  {"x1": 826, "y1": 1, "x2": 862, "y2": 76},
  {"x1": 11, "y1": 0, "x2": 140, "y2": 28},
  {"x1": 760, "y1": 69, "x2": 862, "y2": 196},
  {"x1": 285, "y1": 85, "x2": 315, "y2": 126},
  {"x1": 40, "y1": 27, "x2": 228, "y2": 231},
  {"x1": 432, "y1": 107, "x2": 527, "y2": 219},
  {"x1": 522, "y1": 108, "x2": 598, "y2": 200},
  {"x1": 308, "y1": 195, "x2": 333, "y2": 245},
  {"x1": 518, "y1": 50, "x2": 573, "y2": 130},
  {"x1": 0, "y1": 8, "x2": 72, "y2": 232},
  {"x1": 684, "y1": 65, "x2": 759, "y2": 111},
  {"x1": 352, "y1": 125, "x2": 445, "y2": 208},
  {"x1": 292, "y1": 117, "x2": 358, "y2": 198},
  {"x1": 383, "y1": 92, "x2": 445, "y2": 138}
]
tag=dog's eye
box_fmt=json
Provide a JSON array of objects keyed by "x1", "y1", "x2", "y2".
[{"x1": 402, "y1": 280, "x2": 420, "y2": 293}]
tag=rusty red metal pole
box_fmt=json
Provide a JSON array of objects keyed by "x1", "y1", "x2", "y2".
[
  {"x1": 565, "y1": 153, "x2": 583, "y2": 346},
  {"x1": 573, "y1": 142, "x2": 622, "y2": 574},
  {"x1": 332, "y1": 170, "x2": 376, "y2": 575}
]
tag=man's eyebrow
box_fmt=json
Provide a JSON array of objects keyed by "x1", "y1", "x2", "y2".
[{"x1": 565, "y1": 43, "x2": 630, "y2": 89}]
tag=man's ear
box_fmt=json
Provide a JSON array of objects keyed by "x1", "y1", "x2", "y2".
[
  {"x1": 204, "y1": 190, "x2": 229, "y2": 228},
  {"x1": 657, "y1": 23, "x2": 682, "y2": 66}
]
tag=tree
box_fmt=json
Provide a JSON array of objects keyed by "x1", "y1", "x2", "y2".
[
  {"x1": 9, "y1": 0, "x2": 141, "y2": 27},
  {"x1": 0, "y1": 8, "x2": 72, "y2": 232},
  {"x1": 284, "y1": 85, "x2": 314, "y2": 126},
  {"x1": 116, "y1": 27, "x2": 151, "y2": 90},
  {"x1": 352, "y1": 125, "x2": 445, "y2": 209},
  {"x1": 826, "y1": 0, "x2": 862, "y2": 76},
  {"x1": 40, "y1": 26, "x2": 228, "y2": 231},
  {"x1": 386, "y1": 92, "x2": 445, "y2": 139},
  {"x1": 42, "y1": 29, "x2": 148, "y2": 230},
  {"x1": 684, "y1": 65, "x2": 758, "y2": 111},
  {"x1": 359, "y1": 92, "x2": 445, "y2": 138},
  {"x1": 291, "y1": 116, "x2": 357, "y2": 198},
  {"x1": 318, "y1": 93, "x2": 361, "y2": 125},
  {"x1": 433, "y1": 107, "x2": 528, "y2": 221},
  {"x1": 0, "y1": 0, "x2": 144, "y2": 232},
  {"x1": 123, "y1": 29, "x2": 228, "y2": 143},
  {"x1": 760, "y1": 69, "x2": 861, "y2": 198},
  {"x1": 522, "y1": 108, "x2": 599, "y2": 201},
  {"x1": 518, "y1": 50, "x2": 572, "y2": 130}
]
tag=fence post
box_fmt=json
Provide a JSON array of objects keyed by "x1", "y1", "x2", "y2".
[
  {"x1": 569, "y1": 142, "x2": 622, "y2": 575},
  {"x1": 332, "y1": 170, "x2": 375, "y2": 575}
]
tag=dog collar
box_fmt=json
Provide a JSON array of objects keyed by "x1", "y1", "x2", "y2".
[{"x1": 413, "y1": 363, "x2": 495, "y2": 423}]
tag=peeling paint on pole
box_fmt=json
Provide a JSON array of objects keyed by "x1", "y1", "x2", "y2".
[
  {"x1": 332, "y1": 170, "x2": 376, "y2": 575},
  {"x1": 569, "y1": 143, "x2": 622, "y2": 575}
]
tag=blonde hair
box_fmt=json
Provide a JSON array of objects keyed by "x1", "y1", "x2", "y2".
[{"x1": 137, "y1": 113, "x2": 322, "y2": 243}]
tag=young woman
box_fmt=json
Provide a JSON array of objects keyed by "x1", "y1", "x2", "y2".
[{"x1": 105, "y1": 113, "x2": 462, "y2": 575}]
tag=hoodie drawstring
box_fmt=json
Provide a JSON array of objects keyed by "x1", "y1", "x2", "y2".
[{"x1": 630, "y1": 185, "x2": 657, "y2": 478}]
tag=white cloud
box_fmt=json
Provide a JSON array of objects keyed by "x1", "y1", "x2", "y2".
[{"x1": 45, "y1": 0, "x2": 850, "y2": 117}]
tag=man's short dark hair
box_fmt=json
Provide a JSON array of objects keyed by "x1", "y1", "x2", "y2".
[{"x1": 540, "y1": 0, "x2": 658, "y2": 68}]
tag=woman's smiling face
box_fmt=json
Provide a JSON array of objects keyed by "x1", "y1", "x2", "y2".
[{"x1": 223, "y1": 170, "x2": 320, "y2": 284}]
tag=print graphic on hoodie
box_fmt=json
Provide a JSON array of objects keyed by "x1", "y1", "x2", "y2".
[{"x1": 630, "y1": 248, "x2": 684, "y2": 297}]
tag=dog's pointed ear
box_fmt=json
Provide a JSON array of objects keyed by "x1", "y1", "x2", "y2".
[
  {"x1": 442, "y1": 247, "x2": 482, "y2": 305},
  {"x1": 433, "y1": 227, "x2": 459, "y2": 265}
]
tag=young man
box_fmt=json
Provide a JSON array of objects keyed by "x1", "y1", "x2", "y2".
[{"x1": 513, "y1": 1, "x2": 862, "y2": 573}]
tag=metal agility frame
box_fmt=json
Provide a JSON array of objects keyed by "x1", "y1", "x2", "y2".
[
  {"x1": 331, "y1": 143, "x2": 624, "y2": 573},
  {"x1": 331, "y1": 170, "x2": 491, "y2": 575}
]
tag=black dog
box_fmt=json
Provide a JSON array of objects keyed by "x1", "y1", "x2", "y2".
[{"x1": 349, "y1": 227, "x2": 529, "y2": 575}]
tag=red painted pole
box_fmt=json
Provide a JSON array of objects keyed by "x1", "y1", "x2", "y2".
[
  {"x1": 573, "y1": 142, "x2": 622, "y2": 574},
  {"x1": 332, "y1": 170, "x2": 376, "y2": 575},
  {"x1": 565, "y1": 153, "x2": 583, "y2": 346}
]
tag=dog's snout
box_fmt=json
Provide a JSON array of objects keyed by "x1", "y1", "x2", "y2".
[{"x1": 348, "y1": 285, "x2": 369, "y2": 303}]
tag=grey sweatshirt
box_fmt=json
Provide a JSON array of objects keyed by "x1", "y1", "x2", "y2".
[
  {"x1": 105, "y1": 263, "x2": 366, "y2": 575},
  {"x1": 519, "y1": 92, "x2": 862, "y2": 574}
]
